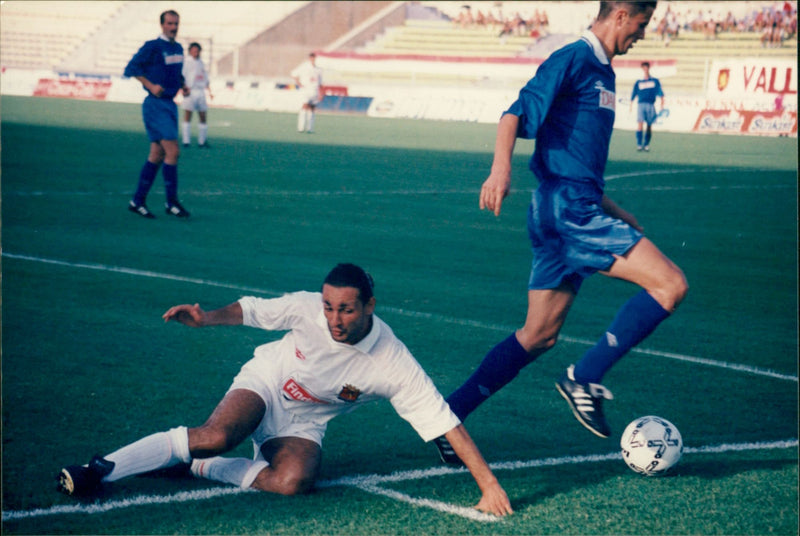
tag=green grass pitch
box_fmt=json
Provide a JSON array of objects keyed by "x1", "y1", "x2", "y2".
[{"x1": 1, "y1": 95, "x2": 797, "y2": 534}]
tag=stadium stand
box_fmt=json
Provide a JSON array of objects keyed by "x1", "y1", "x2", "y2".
[{"x1": 0, "y1": 0, "x2": 795, "y2": 96}]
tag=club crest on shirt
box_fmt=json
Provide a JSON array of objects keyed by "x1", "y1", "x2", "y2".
[{"x1": 337, "y1": 384, "x2": 361, "y2": 403}]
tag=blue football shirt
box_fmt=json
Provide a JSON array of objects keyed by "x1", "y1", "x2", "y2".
[
  {"x1": 124, "y1": 36, "x2": 185, "y2": 99},
  {"x1": 505, "y1": 31, "x2": 616, "y2": 192}
]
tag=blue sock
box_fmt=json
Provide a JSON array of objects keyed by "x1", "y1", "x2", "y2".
[
  {"x1": 636, "y1": 130, "x2": 643, "y2": 146},
  {"x1": 644, "y1": 130, "x2": 652, "y2": 146},
  {"x1": 162, "y1": 163, "x2": 178, "y2": 205},
  {"x1": 133, "y1": 161, "x2": 159, "y2": 205},
  {"x1": 446, "y1": 333, "x2": 540, "y2": 421},
  {"x1": 573, "y1": 290, "x2": 669, "y2": 384}
]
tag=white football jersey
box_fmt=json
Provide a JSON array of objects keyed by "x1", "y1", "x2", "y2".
[
  {"x1": 238, "y1": 292, "x2": 460, "y2": 442},
  {"x1": 182, "y1": 55, "x2": 209, "y2": 90},
  {"x1": 291, "y1": 61, "x2": 322, "y2": 90}
]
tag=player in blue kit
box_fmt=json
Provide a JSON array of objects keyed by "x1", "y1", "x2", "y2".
[
  {"x1": 630, "y1": 61, "x2": 665, "y2": 151},
  {"x1": 434, "y1": 0, "x2": 688, "y2": 464},
  {"x1": 124, "y1": 9, "x2": 190, "y2": 219}
]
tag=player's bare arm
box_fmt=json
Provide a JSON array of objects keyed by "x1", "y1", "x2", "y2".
[
  {"x1": 163, "y1": 302, "x2": 243, "y2": 327},
  {"x1": 134, "y1": 75, "x2": 163, "y2": 98},
  {"x1": 601, "y1": 194, "x2": 644, "y2": 232},
  {"x1": 444, "y1": 424, "x2": 513, "y2": 517},
  {"x1": 480, "y1": 113, "x2": 519, "y2": 216}
]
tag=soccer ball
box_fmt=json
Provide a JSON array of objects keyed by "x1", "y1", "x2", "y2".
[{"x1": 620, "y1": 415, "x2": 683, "y2": 476}]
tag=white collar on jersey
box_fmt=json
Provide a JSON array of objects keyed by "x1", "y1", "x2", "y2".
[{"x1": 580, "y1": 30, "x2": 610, "y2": 65}]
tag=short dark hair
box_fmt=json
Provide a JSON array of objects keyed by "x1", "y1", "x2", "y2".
[
  {"x1": 597, "y1": 1, "x2": 657, "y2": 20},
  {"x1": 323, "y1": 263, "x2": 374, "y2": 304},
  {"x1": 189, "y1": 42, "x2": 202, "y2": 51},
  {"x1": 641, "y1": 61, "x2": 650, "y2": 67},
  {"x1": 160, "y1": 10, "x2": 179, "y2": 24}
]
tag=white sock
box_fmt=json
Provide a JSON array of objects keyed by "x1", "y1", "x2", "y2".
[
  {"x1": 307, "y1": 111, "x2": 315, "y2": 132},
  {"x1": 297, "y1": 110, "x2": 306, "y2": 132},
  {"x1": 198, "y1": 123, "x2": 208, "y2": 145},
  {"x1": 182, "y1": 122, "x2": 191, "y2": 144},
  {"x1": 191, "y1": 457, "x2": 268, "y2": 489},
  {"x1": 104, "y1": 426, "x2": 191, "y2": 482}
]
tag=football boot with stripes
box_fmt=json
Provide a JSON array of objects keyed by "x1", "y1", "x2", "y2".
[
  {"x1": 56, "y1": 455, "x2": 115, "y2": 497},
  {"x1": 433, "y1": 435, "x2": 465, "y2": 466},
  {"x1": 556, "y1": 365, "x2": 614, "y2": 438},
  {"x1": 128, "y1": 200, "x2": 155, "y2": 219},
  {"x1": 165, "y1": 201, "x2": 191, "y2": 218}
]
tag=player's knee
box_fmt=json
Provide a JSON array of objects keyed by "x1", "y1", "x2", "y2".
[{"x1": 252, "y1": 470, "x2": 315, "y2": 496}]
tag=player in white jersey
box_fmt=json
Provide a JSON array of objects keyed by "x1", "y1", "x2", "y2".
[
  {"x1": 291, "y1": 52, "x2": 323, "y2": 133},
  {"x1": 56, "y1": 264, "x2": 513, "y2": 517},
  {"x1": 181, "y1": 42, "x2": 212, "y2": 147}
]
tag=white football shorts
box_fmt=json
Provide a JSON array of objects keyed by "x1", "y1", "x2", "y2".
[
  {"x1": 228, "y1": 354, "x2": 327, "y2": 460},
  {"x1": 182, "y1": 91, "x2": 208, "y2": 112}
]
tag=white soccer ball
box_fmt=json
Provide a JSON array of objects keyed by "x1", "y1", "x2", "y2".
[{"x1": 620, "y1": 415, "x2": 683, "y2": 476}]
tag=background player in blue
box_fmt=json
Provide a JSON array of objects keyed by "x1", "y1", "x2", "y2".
[
  {"x1": 434, "y1": 1, "x2": 688, "y2": 464},
  {"x1": 630, "y1": 61, "x2": 665, "y2": 151},
  {"x1": 124, "y1": 9, "x2": 190, "y2": 219}
]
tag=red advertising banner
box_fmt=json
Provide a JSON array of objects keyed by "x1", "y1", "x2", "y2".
[
  {"x1": 33, "y1": 78, "x2": 112, "y2": 100},
  {"x1": 693, "y1": 108, "x2": 797, "y2": 136}
]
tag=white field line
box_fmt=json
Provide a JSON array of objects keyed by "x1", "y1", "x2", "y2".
[
  {"x1": 3, "y1": 439, "x2": 797, "y2": 523},
  {"x1": 4, "y1": 167, "x2": 795, "y2": 198},
  {"x1": 3, "y1": 252, "x2": 797, "y2": 383}
]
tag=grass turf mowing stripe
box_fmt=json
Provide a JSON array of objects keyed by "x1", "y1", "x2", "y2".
[
  {"x1": 4, "y1": 251, "x2": 797, "y2": 383},
  {"x1": 4, "y1": 439, "x2": 796, "y2": 523}
]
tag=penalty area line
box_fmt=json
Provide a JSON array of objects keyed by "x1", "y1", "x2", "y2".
[{"x1": 4, "y1": 438, "x2": 796, "y2": 524}]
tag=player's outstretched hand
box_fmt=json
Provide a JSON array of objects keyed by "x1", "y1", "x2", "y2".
[
  {"x1": 475, "y1": 482, "x2": 513, "y2": 517},
  {"x1": 163, "y1": 303, "x2": 205, "y2": 327},
  {"x1": 479, "y1": 170, "x2": 511, "y2": 217}
]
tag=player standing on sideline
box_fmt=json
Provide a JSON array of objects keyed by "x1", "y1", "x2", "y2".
[
  {"x1": 433, "y1": 0, "x2": 688, "y2": 465},
  {"x1": 124, "y1": 9, "x2": 191, "y2": 219},
  {"x1": 630, "y1": 61, "x2": 664, "y2": 151},
  {"x1": 56, "y1": 264, "x2": 513, "y2": 517},
  {"x1": 291, "y1": 52, "x2": 323, "y2": 133},
  {"x1": 182, "y1": 42, "x2": 213, "y2": 148}
]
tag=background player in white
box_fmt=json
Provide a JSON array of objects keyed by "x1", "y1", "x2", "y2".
[
  {"x1": 292, "y1": 52, "x2": 323, "y2": 133},
  {"x1": 56, "y1": 263, "x2": 513, "y2": 517},
  {"x1": 181, "y1": 42, "x2": 212, "y2": 147}
]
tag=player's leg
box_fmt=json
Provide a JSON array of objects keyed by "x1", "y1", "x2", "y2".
[
  {"x1": 298, "y1": 102, "x2": 309, "y2": 132},
  {"x1": 129, "y1": 141, "x2": 165, "y2": 217},
  {"x1": 252, "y1": 437, "x2": 321, "y2": 495},
  {"x1": 571, "y1": 237, "x2": 687, "y2": 388},
  {"x1": 446, "y1": 283, "x2": 576, "y2": 421},
  {"x1": 436, "y1": 284, "x2": 575, "y2": 464},
  {"x1": 160, "y1": 139, "x2": 190, "y2": 217},
  {"x1": 635, "y1": 120, "x2": 644, "y2": 149},
  {"x1": 307, "y1": 103, "x2": 316, "y2": 133},
  {"x1": 198, "y1": 110, "x2": 208, "y2": 146},
  {"x1": 644, "y1": 120, "x2": 653, "y2": 150},
  {"x1": 55, "y1": 390, "x2": 265, "y2": 497},
  {"x1": 182, "y1": 108, "x2": 192, "y2": 146}
]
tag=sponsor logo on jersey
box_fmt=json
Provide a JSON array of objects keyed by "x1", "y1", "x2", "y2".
[
  {"x1": 337, "y1": 384, "x2": 361, "y2": 403},
  {"x1": 295, "y1": 347, "x2": 307, "y2": 360},
  {"x1": 638, "y1": 80, "x2": 657, "y2": 90},
  {"x1": 163, "y1": 53, "x2": 184, "y2": 65},
  {"x1": 596, "y1": 81, "x2": 615, "y2": 111},
  {"x1": 283, "y1": 378, "x2": 328, "y2": 404}
]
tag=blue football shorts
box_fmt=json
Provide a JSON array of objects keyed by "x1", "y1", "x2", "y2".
[
  {"x1": 142, "y1": 95, "x2": 178, "y2": 142},
  {"x1": 527, "y1": 179, "x2": 643, "y2": 292},
  {"x1": 637, "y1": 102, "x2": 657, "y2": 125}
]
